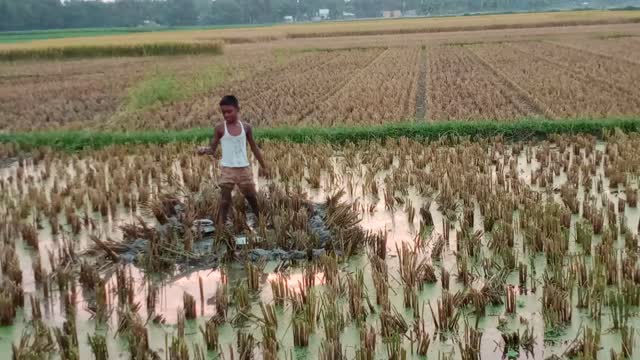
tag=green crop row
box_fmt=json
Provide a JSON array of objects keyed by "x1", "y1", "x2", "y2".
[
  {"x1": 1, "y1": 118, "x2": 639, "y2": 151},
  {"x1": 0, "y1": 42, "x2": 223, "y2": 61}
]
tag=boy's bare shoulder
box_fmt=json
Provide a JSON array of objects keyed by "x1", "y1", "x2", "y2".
[{"x1": 213, "y1": 122, "x2": 225, "y2": 134}]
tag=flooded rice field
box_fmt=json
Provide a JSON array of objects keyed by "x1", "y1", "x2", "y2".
[{"x1": 0, "y1": 132, "x2": 639, "y2": 359}]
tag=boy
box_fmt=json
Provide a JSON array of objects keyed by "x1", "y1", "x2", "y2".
[{"x1": 197, "y1": 95, "x2": 268, "y2": 228}]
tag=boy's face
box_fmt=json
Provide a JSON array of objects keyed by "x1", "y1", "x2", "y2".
[{"x1": 221, "y1": 105, "x2": 238, "y2": 123}]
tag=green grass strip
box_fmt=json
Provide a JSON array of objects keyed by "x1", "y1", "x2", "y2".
[{"x1": 2, "y1": 118, "x2": 640, "y2": 151}]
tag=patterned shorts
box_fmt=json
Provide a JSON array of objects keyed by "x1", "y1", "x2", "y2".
[{"x1": 219, "y1": 166, "x2": 256, "y2": 194}]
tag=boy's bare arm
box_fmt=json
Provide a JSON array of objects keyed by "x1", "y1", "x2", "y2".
[
  {"x1": 246, "y1": 125, "x2": 267, "y2": 170},
  {"x1": 197, "y1": 125, "x2": 223, "y2": 156}
]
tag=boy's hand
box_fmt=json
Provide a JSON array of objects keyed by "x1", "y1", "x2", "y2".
[
  {"x1": 259, "y1": 166, "x2": 271, "y2": 178},
  {"x1": 196, "y1": 146, "x2": 211, "y2": 156}
]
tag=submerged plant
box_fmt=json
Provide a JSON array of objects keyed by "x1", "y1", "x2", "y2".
[
  {"x1": 347, "y1": 270, "x2": 368, "y2": 323},
  {"x1": 54, "y1": 320, "x2": 79, "y2": 360},
  {"x1": 200, "y1": 317, "x2": 219, "y2": 351},
  {"x1": 87, "y1": 333, "x2": 108, "y2": 360},
  {"x1": 565, "y1": 326, "x2": 601, "y2": 360},
  {"x1": 183, "y1": 292, "x2": 197, "y2": 320},
  {"x1": 458, "y1": 322, "x2": 482, "y2": 360},
  {"x1": 429, "y1": 291, "x2": 460, "y2": 340},
  {"x1": 237, "y1": 332, "x2": 255, "y2": 360},
  {"x1": 169, "y1": 335, "x2": 190, "y2": 360}
]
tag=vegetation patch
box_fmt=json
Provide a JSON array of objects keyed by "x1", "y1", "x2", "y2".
[
  {"x1": 2, "y1": 118, "x2": 640, "y2": 151},
  {"x1": 0, "y1": 42, "x2": 222, "y2": 61},
  {"x1": 126, "y1": 73, "x2": 182, "y2": 111},
  {"x1": 122, "y1": 63, "x2": 227, "y2": 113}
]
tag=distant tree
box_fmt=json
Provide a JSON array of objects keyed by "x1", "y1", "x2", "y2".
[
  {"x1": 353, "y1": 0, "x2": 383, "y2": 17},
  {"x1": 273, "y1": 0, "x2": 298, "y2": 20},
  {"x1": 205, "y1": 0, "x2": 244, "y2": 24},
  {"x1": 165, "y1": 0, "x2": 199, "y2": 26},
  {"x1": 0, "y1": 0, "x2": 623, "y2": 31}
]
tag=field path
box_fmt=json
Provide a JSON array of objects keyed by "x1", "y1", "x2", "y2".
[
  {"x1": 414, "y1": 46, "x2": 427, "y2": 122},
  {"x1": 298, "y1": 48, "x2": 389, "y2": 123},
  {"x1": 506, "y1": 42, "x2": 640, "y2": 106},
  {"x1": 469, "y1": 43, "x2": 640, "y2": 118},
  {"x1": 465, "y1": 47, "x2": 553, "y2": 119},
  {"x1": 544, "y1": 40, "x2": 640, "y2": 67}
]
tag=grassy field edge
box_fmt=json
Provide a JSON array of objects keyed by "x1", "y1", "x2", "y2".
[{"x1": 2, "y1": 117, "x2": 640, "y2": 151}]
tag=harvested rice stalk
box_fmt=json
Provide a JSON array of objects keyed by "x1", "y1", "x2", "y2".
[
  {"x1": 609, "y1": 290, "x2": 630, "y2": 330},
  {"x1": 501, "y1": 325, "x2": 536, "y2": 359},
  {"x1": 30, "y1": 295, "x2": 41, "y2": 321},
  {"x1": 441, "y1": 268, "x2": 450, "y2": 291},
  {"x1": 505, "y1": 285, "x2": 517, "y2": 315},
  {"x1": 20, "y1": 224, "x2": 38, "y2": 249},
  {"x1": 565, "y1": 326, "x2": 600, "y2": 360},
  {"x1": 431, "y1": 236, "x2": 444, "y2": 261},
  {"x1": 259, "y1": 302, "x2": 278, "y2": 328},
  {"x1": 519, "y1": 262, "x2": 528, "y2": 293},
  {"x1": 0, "y1": 284, "x2": 22, "y2": 325},
  {"x1": 183, "y1": 292, "x2": 197, "y2": 320},
  {"x1": 54, "y1": 320, "x2": 79, "y2": 360},
  {"x1": 293, "y1": 317, "x2": 310, "y2": 347},
  {"x1": 347, "y1": 270, "x2": 368, "y2": 324},
  {"x1": 169, "y1": 335, "x2": 189, "y2": 360},
  {"x1": 201, "y1": 317, "x2": 220, "y2": 351},
  {"x1": 458, "y1": 323, "x2": 482, "y2": 360},
  {"x1": 11, "y1": 321, "x2": 56, "y2": 359},
  {"x1": 621, "y1": 325, "x2": 634, "y2": 359},
  {"x1": 261, "y1": 323, "x2": 278, "y2": 360},
  {"x1": 87, "y1": 333, "x2": 109, "y2": 360},
  {"x1": 319, "y1": 338, "x2": 345, "y2": 360},
  {"x1": 380, "y1": 306, "x2": 408, "y2": 339},
  {"x1": 382, "y1": 332, "x2": 405, "y2": 360},
  {"x1": 429, "y1": 291, "x2": 460, "y2": 340},
  {"x1": 414, "y1": 315, "x2": 431, "y2": 356},
  {"x1": 237, "y1": 332, "x2": 255, "y2": 360},
  {"x1": 246, "y1": 260, "x2": 266, "y2": 292},
  {"x1": 270, "y1": 273, "x2": 289, "y2": 307},
  {"x1": 214, "y1": 282, "x2": 229, "y2": 323}
]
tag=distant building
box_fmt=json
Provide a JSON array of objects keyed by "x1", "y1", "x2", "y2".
[
  {"x1": 343, "y1": 11, "x2": 356, "y2": 19},
  {"x1": 383, "y1": 10, "x2": 402, "y2": 18},
  {"x1": 138, "y1": 20, "x2": 161, "y2": 28},
  {"x1": 318, "y1": 9, "x2": 330, "y2": 20}
]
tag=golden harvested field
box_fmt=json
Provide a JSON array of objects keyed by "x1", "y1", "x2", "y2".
[
  {"x1": 0, "y1": 10, "x2": 638, "y2": 51},
  {"x1": 2, "y1": 20, "x2": 640, "y2": 132},
  {"x1": 553, "y1": 36, "x2": 640, "y2": 63},
  {"x1": 426, "y1": 45, "x2": 541, "y2": 121},
  {"x1": 467, "y1": 43, "x2": 640, "y2": 119},
  {"x1": 303, "y1": 47, "x2": 420, "y2": 125}
]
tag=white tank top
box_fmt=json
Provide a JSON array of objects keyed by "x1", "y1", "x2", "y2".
[{"x1": 220, "y1": 121, "x2": 250, "y2": 168}]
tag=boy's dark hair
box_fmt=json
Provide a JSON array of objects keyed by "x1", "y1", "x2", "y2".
[{"x1": 219, "y1": 95, "x2": 239, "y2": 108}]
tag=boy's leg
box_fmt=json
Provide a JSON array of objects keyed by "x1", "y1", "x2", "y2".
[
  {"x1": 238, "y1": 167, "x2": 260, "y2": 221},
  {"x1": 242, "y1": 188, "x2": 260, "y2": 221},
  {"x1": 218, "y1": 167, "x2": 235, "y2": 227},
  {"x1": 218, "y1": 184, "x2": 233, "y2": 227}
]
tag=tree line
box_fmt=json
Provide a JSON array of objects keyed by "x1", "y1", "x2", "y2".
[{"x1": 0, "y1": 0, "x2": 624, "y2": 32}]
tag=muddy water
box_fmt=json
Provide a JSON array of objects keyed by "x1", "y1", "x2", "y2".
[{"x1": 1, "y1": 139, "x2": 639, "y2": 359}]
